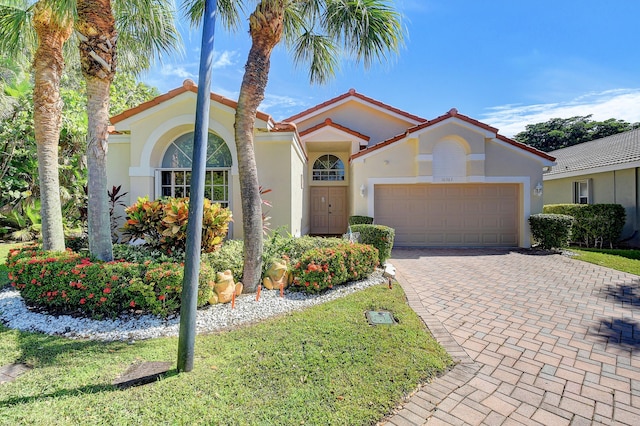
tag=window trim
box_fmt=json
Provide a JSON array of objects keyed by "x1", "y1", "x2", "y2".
[
  {"x1": 155, "y1": 168, "x2": 231, "y2": 208},
  {"x1": 312, "y1": 154, "x2": 345, "y2": 182},
  {"x1": 573, "y1": 179, "x2": 591, "y2": 204}
]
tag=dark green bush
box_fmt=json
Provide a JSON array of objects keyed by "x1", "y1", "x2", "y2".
[
  {"x1": 290, "y1": 243, "x2": 379, "y2": 293},
  {"x1": 543, "y1": 203, "x2": 626, "y2": 248},
  {"x1": 529, "y1": 214, "x2": 574, "y2": 250},
  {"x1": 348, "y1": 215, "x2": 374, "y2": 226},
  {"x1": 350, "y1": 224, "x2": 395, "y2": 263}
]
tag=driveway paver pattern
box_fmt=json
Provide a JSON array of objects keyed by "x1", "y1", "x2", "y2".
[{"x1": 383, "y1": 249, "x2": 640, "y2": 426}]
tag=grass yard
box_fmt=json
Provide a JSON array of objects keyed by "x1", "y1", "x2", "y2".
[
  {"x1": 570, "y1": 248, "x2": 640, "y2": 276},
  {"x1": 0, "y1": 282, "x2": 452, "y2": 425}
]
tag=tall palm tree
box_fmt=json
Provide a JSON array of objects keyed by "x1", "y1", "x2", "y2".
[
  {"x1": 183, "y1": 0, "x2": 404, "y2": 292},
  {"x1": 0, "y1": 0, "x2": 180, "y2": 258},
  {"x1": 76, "y1": 0, "x2": 180, "y2": 261},
  {"x1": 0, "y1": 0, "x2": 74, "y2": 251}
]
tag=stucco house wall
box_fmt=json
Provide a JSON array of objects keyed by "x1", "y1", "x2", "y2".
[
  {"x1": 107, "y1": 82, "x2": 554, "y2": 248},
  {"x1": 543, "y1": 128, "x2": 640, "y2": 247}
]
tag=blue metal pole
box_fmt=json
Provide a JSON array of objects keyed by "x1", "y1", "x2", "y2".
[{"x1": 177, "y1": 0, "x2": 218, "y2": 373}]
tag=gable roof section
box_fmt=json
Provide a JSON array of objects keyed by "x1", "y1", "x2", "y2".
[
  {"x1": 283, "y1": 88, "x2": 427, "y2": 124},
  {"x1": 110, "y1": 79, "x2": 272, "y2": 125},
  {"x1": 351, "y1": 108, "x2": 556, "y2": 162},
  {"x1": 299, "y1": 118, "x2": 371, "y2": 142},
  {"x1": 545, "y1": 128, "x2": 640, "y2": 177}
]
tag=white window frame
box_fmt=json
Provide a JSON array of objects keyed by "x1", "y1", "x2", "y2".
[
  {"x1": 156, "y1": 168, "x2": 230, "y2": 207},
  {"x1": 573, "y1": 179, "x2": 591, "y2": 204},
  {"x1": 312, "y1": 154, "x2": 345, "y2": 181}
]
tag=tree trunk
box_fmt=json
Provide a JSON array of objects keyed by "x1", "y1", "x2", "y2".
[
  {"x1": 77, "y1": 0, "x2": 117, "y2": 261},
  {"x1": 32, "y1": 4, "x2": 73, "y2": 251},
  {"x1": 235, "y1": 2, "x2": 285, "y2": 292}
]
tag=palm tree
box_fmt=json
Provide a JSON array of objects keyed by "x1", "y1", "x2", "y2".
[
  {"x1": 76, "y1": 0, "x2": 180, "y2": 261},
  {"x1": 0, "y1": 0, "x2": 74, "y2": 251},
  {"x1": 183, "y1": 0, "x2": 404, "y2": 292},
  {"x1": 0, "y1": 0, "x2": 180, "y2": 258}
]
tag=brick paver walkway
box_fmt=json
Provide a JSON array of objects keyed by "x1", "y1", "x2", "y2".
[{"x1": 383, "y1": 249, "x2": 640, "y2": 425}]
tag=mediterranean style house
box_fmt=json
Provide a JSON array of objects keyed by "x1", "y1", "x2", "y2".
[
  {"x1": 544, "y1": 128, "x2": 640, "y2": 247},
  {"x1": 107, "y1": 79, "x2": 555, "y2": 248}
]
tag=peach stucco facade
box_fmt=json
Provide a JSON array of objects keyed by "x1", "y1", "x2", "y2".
[{"x1": 107, "y1": 81, "x2": 554, "y2": 247}]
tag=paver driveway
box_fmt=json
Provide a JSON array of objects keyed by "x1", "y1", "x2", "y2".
[{"x1": 383, "y1": 249, "x2": 640, "y2": 426}]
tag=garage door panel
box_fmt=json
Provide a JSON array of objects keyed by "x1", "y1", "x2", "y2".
[{"x1": 374, "y1": 184, "x2": 519, "y2": 247}]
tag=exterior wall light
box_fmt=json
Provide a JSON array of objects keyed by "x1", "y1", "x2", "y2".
[
  {"x1": 534, "y1": 182, "x2": 543, "y2": 197},
  {"x1": 360, "y1": 184, "x2": 366, "y2": 197}
]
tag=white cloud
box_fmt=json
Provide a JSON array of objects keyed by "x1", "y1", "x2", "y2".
[
  {"x1": 481, "y1": 89, "x2": 640, "y2": 137},
  {"x1": 259, "y1": 93, "x2": 312, "y2": 118},
  {"x1": 212, "y1": 51, "x2": 236, "y2": 69},
  {"x1": 159, "y1": 64, "x2": 196, "y2": 80}
]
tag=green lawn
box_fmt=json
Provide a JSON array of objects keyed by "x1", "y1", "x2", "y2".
[
  {"x1": 569, "y1": 248, "x2": 640, "y2": 276},
  {"x1": 0, "y1": 282, "x2": 452, "y2": 425}
]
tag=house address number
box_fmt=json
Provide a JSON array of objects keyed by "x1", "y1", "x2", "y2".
[{"x1": 440, "y1": 177, "x2": 454, "y2": 182}]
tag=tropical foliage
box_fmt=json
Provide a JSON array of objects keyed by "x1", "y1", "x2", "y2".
[
  {"x1": 514, "y1": 115, "x2": 640, "y2": 152},
  {"x1": 0, "y1": 61, "x2": 159, "y2": 241},
  {"x1": 121, "y1": 196, "x2": 232, "y2": 255}
]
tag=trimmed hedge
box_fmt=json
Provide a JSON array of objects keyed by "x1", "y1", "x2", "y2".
[
  {"x1": 6, "y1": 246, "x2": 214, "y2": 318},
  {"x1": 348, "y1": 215, "x2": 374, "y2": 226},
  {"x1": 290, "y1": 243, "x2": 379, "y2": 293},
  {"x1": 529, "y1": 214, "x2": 574, "y2": 250},
  {"x1": 350, "y1": 224, "x2": 395, "y2": 263},
  {"x1": 543, "y1": 203, "x2": 626, "y2": 248}
]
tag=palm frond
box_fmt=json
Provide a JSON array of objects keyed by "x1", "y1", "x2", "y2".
[
  {"x1": 324, "y1": 0, "x2": 404, "y2": 69},
  {"x1": 290, "y1": 30, "x2": 337, "y2": 85},
  {"x1": 114, "y1": 0, "x2": 182, "y2": 73},
  {"x1": 180, "y1": 0, "x2": 245, "y2": 31},
  {"x1": 0, "y1": 2, "x2": 35, "y2": 59}
]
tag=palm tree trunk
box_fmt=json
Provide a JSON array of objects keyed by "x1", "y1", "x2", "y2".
[
  {"x1": 235, "y1": 2, "x2": 285, "y2": 292},
  {"x1": 32, "y1": 4, "x2": 73, "y2": 251},
  {"x1": 77, "y1": 0, "x2": 117, "y2": 261}
]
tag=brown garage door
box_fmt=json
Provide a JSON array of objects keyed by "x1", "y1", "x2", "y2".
[{"x1": 374, "y1": 184, "x2": 519, "y2": 247}]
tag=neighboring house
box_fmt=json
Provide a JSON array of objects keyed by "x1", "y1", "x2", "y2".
[
  {"x1": 543, "y1": 128, "x2": 640, "y2": 247},
  {"x1": 108, "y1": 80, "x2": 555, "y2": 248}
]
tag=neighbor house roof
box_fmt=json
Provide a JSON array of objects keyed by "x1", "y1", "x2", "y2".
[
  {"x1": 350, "y1": 108, "x2": 556, "y2": 162},
  {"x1": 545, "y1": 128, "x2": 640, "y2": 177},
  {"x1": 110, "y1": 79, "x2": 272, "y2": 125},
  {"x1": 283, "y1": 88, "x2": 428, "y2": 124}
]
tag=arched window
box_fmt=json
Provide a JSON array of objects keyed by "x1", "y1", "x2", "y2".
[
  {"x1": 312, "y1": 154, "x2": 345, "y2": 181},
  {"x1": 159, "y1": 132, "x2": 232, "y2": 206}
]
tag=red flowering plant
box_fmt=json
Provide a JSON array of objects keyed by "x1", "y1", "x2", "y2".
[
  {"x1": 290, "y1": 243, "x2": 379, "y2": 294},
  {"x1": 6, "y1": 246, "x2": 214, "y2": 319}
]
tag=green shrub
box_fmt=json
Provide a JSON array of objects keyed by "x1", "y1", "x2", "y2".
[
  {"x1": 350, "y1": 224, "x2": 395, "y2": 263},
  {"x1": 202, "y1": 239, "x2": 245, "y2": 283},
  {"x1": 113, "y1": 242, "x2": 185, "y2": 263},
  {"x1": 543, "y1": 203, "x2": 626, "y2": 248},
  {"x1": 348, "y1": 215, "x2": 374, "y2": 226},
  {"x1": 290, "y1": 243, "x2": 379, "y2": 293},
  {"x1": 121, "y1": 196, "x2": 232, "y2": 256},
  {"x1": 6, "y1": 246, "x2": 212, "y2": 318},
  {"x1": 529, "y1": 214, "x2": 574, "y2": 250}
]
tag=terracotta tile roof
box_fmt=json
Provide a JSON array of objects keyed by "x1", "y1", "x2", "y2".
[
  {"x1": 351, "y1": 108, "x2": 556, "y2": 162},
  {"x1": 545, "y1": 128, "x2": 640, "y2": 176},
  {"x1": 109, "y1": 79, "x2": 272, "y2": 125},
  {"x1": 283, "y1": 88, "x2": 428, "y2": 124},
  {"x1": 299, "y1": 118, "x2": 371, "y2": 141}
]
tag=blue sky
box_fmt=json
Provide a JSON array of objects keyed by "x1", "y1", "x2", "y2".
[{"x1": 141, "y1": 0, "x2": 640, "y2": 137}]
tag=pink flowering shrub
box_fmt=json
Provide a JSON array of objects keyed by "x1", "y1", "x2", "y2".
[{"x1": 290, "y1": 243, "x2": 379, "y2": 294}]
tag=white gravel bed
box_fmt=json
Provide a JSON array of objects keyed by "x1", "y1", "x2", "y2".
[{"x1": 0, "y1": 271, "x2": 385, "y2": 342}]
